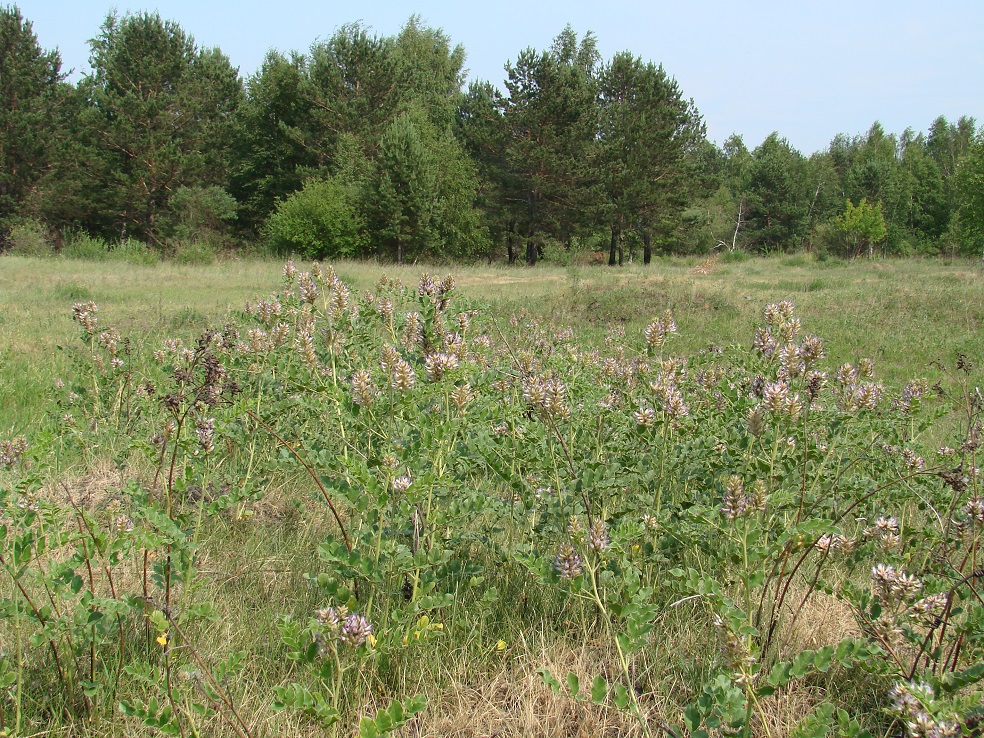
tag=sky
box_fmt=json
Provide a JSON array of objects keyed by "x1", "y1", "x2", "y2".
[{"x1": 16, "y1": 0, "x2": 984, "y2": 155}]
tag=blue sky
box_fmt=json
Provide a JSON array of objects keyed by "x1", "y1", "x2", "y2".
[{"x1": 17, "y1": 0, "x2": 984, "y2": 155}]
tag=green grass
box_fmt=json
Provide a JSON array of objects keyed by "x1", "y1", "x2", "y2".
[{"x1": 3, "y1": 254, "x2": 982, "y2": 433}]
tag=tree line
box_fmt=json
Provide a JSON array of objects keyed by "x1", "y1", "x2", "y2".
[{"x1": 2, "y1": 5, "x2": 982, "y2": 263}]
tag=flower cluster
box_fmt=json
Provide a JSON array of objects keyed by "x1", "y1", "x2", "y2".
[
  {"x1": 814, "y1": 532, "x2": 853, "y2": 554},
  {"x1": 390, "y1": 358, "x2": 416, "y2": 392},
  {"x1": 350, "y1": 369, "x2": 378, "y2": 407},
  {"x1": 888, "y1": 681, "x2": 961, "y2": 738},
  {"x1": 871, "y1": 563, "x2": 923, "y2": 603},
  {"x1": 424, "y1": 352, "x2": 459, "y2": 381},
  {"x1": 895, "y1": 378, "x2": 928, "y2": 413},
  {"x1": 450, "y1": 383, "x2": 474, "y2": 413},
  {"x1": 650, "y1": 375, "x2": 689, "y2": 424},
  {"x1": 282, "y1": 259, "x2": 297, "y2": 281},
  {"x1": 0, "y1": 435, "x2": 29, "y2": 468},
  {"x1": 195, "y1": 417, "x2": 215, "y2": 455},
  {"x1": 553, "y1": 542, "x2": 584, "y2": 579},
  {"x1": 633, "y1": 406, "x2": 656, "y2": 428},
  {"x1": 415, "y1": 273, "x2": 455, "y2": 312},
  {"x1": 864, "y1": 515, "x2": 901, "y2": 549},
  {"x1": 522, "y1": 375, "x2": 570, "y2": 420},
  {"x1": 720, "y1": 476, "x2": 766, "y2": 520},
  {"x1": 901, "y1": 448, "x2": 926, "y2": 470},
  {"x1": 313, "y1": 607, "x2": 373, "y2": 649},
  {"x1": 586, "y1": 518, "x2": 610, "y2": 553},
  {"x1": 298, "y1": 272, "x2": 319, "y2": 304},
  {"x1": 248, "y1": 298, "x2": 283, "y2": 325},
  {"x1": 834, "y1": 362, "x2": 884, "y2": 412},
  {"x1": 72, "y1": 301, "x2": 99, "y2": 334},
  {"x1": 644, "y1": 310, "x2": 677, "y2": 350},
  {"x1": 761, "y1": 380, "x2": 802, "y2": 418},
  {"x1": 909, "y1": 593, "x2": 948, "y2": 627},
  {"x1": 391, "y1": 474, "x2": 413, "y2": 494},
  {"x1": 326, "y1": 278, "x2": 350, "y2": 321},
  {"x1": 294, "y1": 324, "x2": 319, "y2": 371},
  {"x1": 402, "y1": 312, "x2": 423, "y2": 351}
]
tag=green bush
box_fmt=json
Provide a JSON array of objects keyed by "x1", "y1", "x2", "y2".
[
  {"x1": 62, "y1": 231, "x2": 111, "y2": 259},
  {"x1": 170, "y1": 239, "x2": 218, "y2": 265},
  {"x1": 2, "y1": 266, "x2": 983, "y2": 737},
  {"x1": 60, "y1": 232, "x2": 157, "y2": 264},
  {"x1": 166, "y1": 185, "x2": 238, "y2": 253},
  {"x1": 719, "y1": 248, "x2": 749, "y2": 263},
  {"x1": 113, "y1": 237, "x2": 160, "y2": 265},
  {"x1": 5, "y1": 219, "x2": 53, "y2": 256},
  {"x1": 265, "y1": 178, "x2": 366, "y2": 259},
  {"x1": 780, "y1": 252, "x2": 811, "y2": 267}
]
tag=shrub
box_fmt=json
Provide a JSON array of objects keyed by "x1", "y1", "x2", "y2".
[
  {"x1": 719, "y1": 248, "x2": 750, "y2": 264},
  {"x1": 61, "y1": 231, "x2": 111, "y2": 260},
  {"x1": 265, "y1": 178, "x2": 366, "y2": 259},
  {"x1": 112, "y1": 237, "x2": 159, "y2": 265},
  {"x1": 5, "y1": 219, "x2": 53, "y2": 256},
  {"x1": 170, "y1": 239, "x2": 218, "y2": 265},
  {"x1": 166, "y1": 185, "x2": 238, "y2": 252}
]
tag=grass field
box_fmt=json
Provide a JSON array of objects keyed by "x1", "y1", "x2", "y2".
[
  {"x1": 3, "y1": 253, "x2": 982, "y2": 433},
  {"x1": 0, "y1": 253, "x2": 982, "y2": 737}
]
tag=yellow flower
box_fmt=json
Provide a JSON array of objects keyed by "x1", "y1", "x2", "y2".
[
  {"x1": 368, "y1": 634, "x2": 377, "y2": 648},
  {"x1": 156, "y1": 633, "x2": 168, "y2": 646},
  {"x1": 433, "y1": 623, "x2": 444, "y2": 631},
  {"x1": 496, "y1": 640, "x2": 507, "y2": 651}
]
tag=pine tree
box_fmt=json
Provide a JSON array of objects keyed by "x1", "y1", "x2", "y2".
[
  {"x1": 502, "y1": 27, "x2": 600, "y2": 265},
  {"x1": 0, "y1": 5, "x2": 64, "y2": 237},
  {"x1": 79, "y1": 11, "x2": 242, "y2": 243},
  {"x1": 598, "y1": 52, "x2": 705, "y2": 265}
]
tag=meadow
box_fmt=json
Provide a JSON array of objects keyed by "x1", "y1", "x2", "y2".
[{"x1": 0, "y1": 253, "x2": 982, "y2": 737}]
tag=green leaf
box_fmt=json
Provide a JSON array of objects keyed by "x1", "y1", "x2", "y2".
[
  {"x1": 813, "y1": 647, "x2": 833, "y2": 673},
  {"x1": 591, "y1": 675, "x2": 608, "y2": 704},
  {"x1": 537, "y1": 668, "x2": 562, "y2": 693},
  {"x1": 792, "y1": 650, "x2": 816, "y2": 677},
  {"x1": 940, "y1": 662, "x2": 984, "y2": 693},
  {"x1": 612, "y1": 683, "x2": 630, "y2": 710},
  {"x1": 683, "y1": 704, "x2": 702, "y2": 730},
  {"x1": 566, "y1": 672, "x2": 580, "y2": 697},
  {"x1": 767, "y1": 661, "x2": 793, "y2": 687}
]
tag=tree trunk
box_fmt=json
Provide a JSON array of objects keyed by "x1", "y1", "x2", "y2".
[
  {"x1": 397, "y1": 237, "x2": 404, "y2": 264},
  {"x1": 608, "y1": 223, "x2": 618, "y2": 266},
  {"x1": 643, "y1": 230, "x2": 652, "y2": 265},
  {"x1": 526, "y1": 239, "x2": 537, "y2": 266},
  {"x1": 618, "y1": 229, "x2": 624, "y2": 267},
  {"x1": 506, "y1": 225, "x2": 516, "y2": 264}
]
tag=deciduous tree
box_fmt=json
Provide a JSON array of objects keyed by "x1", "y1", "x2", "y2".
[{"x1": 836, "y1": 198, "x2": 887, "y2": 258}]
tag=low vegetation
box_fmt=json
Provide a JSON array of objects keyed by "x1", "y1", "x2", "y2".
[{"x1": 1, "y1": 255, "x2": 982, "y2": 736}]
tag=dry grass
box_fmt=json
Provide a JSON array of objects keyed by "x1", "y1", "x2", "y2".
[{"x1": 409, "y1": 632, "x2": 647, "y2": 738}]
